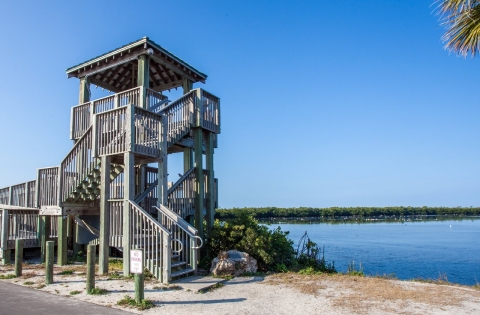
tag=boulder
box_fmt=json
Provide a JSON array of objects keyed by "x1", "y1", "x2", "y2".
[{"x1": 210, "y1": 250, "x2": 258, "y2": 276}]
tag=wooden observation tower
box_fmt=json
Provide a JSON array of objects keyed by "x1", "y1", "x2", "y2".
[{"x1": 0, "y1": 37, "x2": 220, "y2": 282}]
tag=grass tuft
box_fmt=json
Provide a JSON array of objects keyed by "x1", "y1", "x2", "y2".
[
  {"x1": 24, "y1": 281, "x2": 34, "y2": 285},
  {"x1": 88, "y1": 287, "x2": 108, "y2": 295},
  {"x1": 117, "y1": 295, "x2": 155, "y2": 310},
  {"x1": 70, "y1": 290, "x2": 81, "y2": 295},
  {"x1": 59, "y1": 269, "x2": 75, "y2": 275},
  {"x1": 0, "y1": 274, "x2": 16, "y2": 279}
]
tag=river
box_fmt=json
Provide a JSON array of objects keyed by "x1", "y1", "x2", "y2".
[{"x1": 266, "y1": 216, "x2": 480, "y2": 285}]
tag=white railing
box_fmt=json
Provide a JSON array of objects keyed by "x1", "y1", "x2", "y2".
[
  {"x1": 156, "y1": 90, "x2": 195, "y2": 148},
  {"x1": 0, "y1": 209, "x2": 59, "y2": 250},
  {"x1": 109, "y1": 200, "x2": 123, "y2": 247},
  {"x1": 200, "y1": 90, "x2": 221, "y2": 133},
  {"x1": 146, "y1": 88, "x2": 168, "y2": 109},
  {"x1": 133, "y1": 106, "x2": 164, "y2": 157},
  {"x1": 71, "y1": 102, "x2": 93, "y2": 140},
  {"x1": 0, "y1": 181, "x2": 36, "y2": 208},
  {"x1": 155, "y1": 204, "x2": 201, "y2": 273},
  {"x1": 118, "y1": 87, "x2": 141, "y2": 108},
  {"x1": 95, "y1": 106, "x2": 128, "y2": 156},
  {"x1": 167, "y1": 168, "x2": 195, "y2": 218},
  {"x1": 129, "y1": 201, "x2": 171, "y2": 282},
  {"x1": 60, "y1": 126, "x2": 96, "y2": 202},
  {"x1": 95, "y1": 105, "x2": 164, "y2": 158},
  {"x1": 37, "y1": 167, "x2": 59, "y2": 207},
  {"x1": 93, "y1": 95, "x2": 116, "y2": 113}
]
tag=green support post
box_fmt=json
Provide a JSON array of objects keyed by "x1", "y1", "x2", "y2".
[
  {"x1": 40, "y1": 216, "x2": 51, "y2": 263},
  {"x1": 15, "y1": 239, "x2": 24, "y2": 277},
  {"x1": 57, "y1": 216, "x2": 68, "y2": 265},
  {"x1": 134, "y1": 248, "x2": 145, "y2": 303},
  {"x1": 123, "y1": 152, "x2": 135, "y2": 277},
  {"x1": 193, "y1": 127, "x2": 204, "y2": 239},
  {"x1": 99, "y1": 155, "x2": 111, "y2": 275},
  {"x1": 1, "y1": 209, "x2": 10, "y2": 264},
  {"x1": 86, "y1": 244, "x2": 96, "y2": 293},
  {"x1": 45, "y1": 241, "x2": 54, "y2": 284},
  {"x1": 205, "y1": 132, "x2": 215, "y2": 237}
]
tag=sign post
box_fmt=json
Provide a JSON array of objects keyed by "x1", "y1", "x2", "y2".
[{"x1": 130, "y1": 249, "x2": 144, "y2": 303}]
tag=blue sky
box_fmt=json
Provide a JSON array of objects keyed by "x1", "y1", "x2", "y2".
[{"x1": 0, "y1": 1, "x2": 478, "y2": 208}]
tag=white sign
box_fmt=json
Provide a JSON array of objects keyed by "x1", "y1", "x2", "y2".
[{"x1": 130, "y1": 249, "x2": 143, "y2": 274}]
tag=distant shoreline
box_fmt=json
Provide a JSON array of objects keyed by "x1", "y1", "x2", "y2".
[{"x1": 215, "y1": 207, "x2": 480, "y2": 220}]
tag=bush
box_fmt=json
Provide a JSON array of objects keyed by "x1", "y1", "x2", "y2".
[{"x1": 203, "y1": 213, "x2": 296, "y2": 271}]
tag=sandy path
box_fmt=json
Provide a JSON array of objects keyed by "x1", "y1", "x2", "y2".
[{"x1": 1, "y1": 264, "x2": 479, "y2": 315}]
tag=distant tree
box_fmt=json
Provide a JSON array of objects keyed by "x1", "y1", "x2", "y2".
[{"x1": 435, "y1": 0, "x2": 480, "y2": 57}]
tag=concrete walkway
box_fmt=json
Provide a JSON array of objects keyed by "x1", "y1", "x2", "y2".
[{"x1": 0, "y1": 281, "x2": 129, "y2": 315}]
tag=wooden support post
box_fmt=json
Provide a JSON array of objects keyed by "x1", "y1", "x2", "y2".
[
  {"x1": 206, "y1": 132, "x2": 215, "y2": 237},
  {"x1": 86, "y1": 244, "x2": 96, "y2": 292},
  {"x1": 79, "y1": 77, "x2": 90, "y2": 104},
  {"x1": 15, "y1": 239, "x2": 24, "y2": 277},
  {"x1": 162, "y1": 231, "x2": 171, "y2": 284},
  {"x1": 40, "y1": 216, "x2": 51, "y2": 263},
  {"x1": 183, "y1": 78, "x2": 194, "y2": 173},
  {"x1": 1, "y1": 210, "x2": 10, "y2": 264},
  {"x1": 137, "y1": 54, "x2": 149, "y2": 109},
  {"x1": 45, "y1": 241, "x2": 54, "y2": 284},
  {"x1": 73, "y1": 218, "x2": 80, "y2": 257},
  {"x1": 57, "y1": 215, "x2": 68, "y2": 266},
  {"x1": 123, "y1": 152, "x2": 135, "y2": 277},
  {"x1": 99, "y1": 155, "x2": 111, "y2": 275},
  {"x1": 158, "y1": 116, "x2": 168, "y2": 208},
  {"x1": 134, "y1": 248, "x2": 144, "y2": 303},
  {"x1": 193, "y1": 128, "x2": 204, "y2": 239}
]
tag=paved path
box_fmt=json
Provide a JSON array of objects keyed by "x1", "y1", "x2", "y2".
[{"x1": 0, "y1": 281, "x2": 129, "y2": 315}]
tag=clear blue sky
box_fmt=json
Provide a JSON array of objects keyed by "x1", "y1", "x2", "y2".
[{"x1": 0, "y1": 1, "x2": 478, "y2": 208}]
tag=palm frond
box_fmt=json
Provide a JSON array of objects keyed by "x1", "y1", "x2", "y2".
[{"x1": 435, "y1": 0, "x2": 480, "y2": 57}]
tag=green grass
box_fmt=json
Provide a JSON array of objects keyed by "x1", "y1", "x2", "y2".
[
  {"x1": 88, "y1": 288, "x2": 108, "y2": 295},
  {"x1": 70, "y1": 290, "x2": 81, "y2": 295},
  {"x1": 347, "y1": 260, "x2": 365, "y2": 277},
  {"x1": 206, "y1": 283, "x2": 224, "y2": 292},
  {"x1": 24, "y1": 281, "x2": 34, "y2": 285},
  {"x1": 117, "y1": 295, "x2": 155, "y2": 310},
  {"x1": 59, "y1": 269, "x2": 75, "y2": 275},
  {"x1": 0, "y1": 274, "x2": 16, "y2": 279}
]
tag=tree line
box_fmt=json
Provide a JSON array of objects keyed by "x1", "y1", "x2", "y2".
[{"x1": 215, "y1": 206, "x2": 480, "y2": 219}]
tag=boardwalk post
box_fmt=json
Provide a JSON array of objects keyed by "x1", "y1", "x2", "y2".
[
  {"x1": 194, "y1": 90, "x2": 204, "y2": 240},
  {"x1": 57, "y1": 215, "x2": 68, "y2": 265},
  {"x1": 14, "y1": 239, "x2": 24, "y2": 277},
  {"x1": 86, "y1": 244, "x2": 96, "y2": 292},
  {"x1": 123, "y1": 152, "x2": 135, "y2": 277},
  {"x1": 40, "y1": 216, "x2": 51, "y2": 263},
  {"x1": 99, "y1": 155, "x2": 111, "y2": 275},
  {"x1": 45, "y1": 241, "x2": 54, "y2": 284},
  {"x1": 205, "y1": 132, "x2": 215, "y2": 237},
  {"x1": 133, "y1": 248, "x2": 145, "y2": 303},
  {"x1": 1, "y1": 209, "x2": 10, "y2": 264}
]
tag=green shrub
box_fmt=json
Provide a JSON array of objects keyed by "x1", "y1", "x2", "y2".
[
  {"x1": 203, "y1": 213, "x2": 296, "y2": 271},
  {"x1": 117, "y1": 295, "x2": 154, "y2": 310}
]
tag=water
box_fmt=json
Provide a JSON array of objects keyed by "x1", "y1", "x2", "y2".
[{"x1": 267, "y1": 217, "x2": 480, "y2": 285}]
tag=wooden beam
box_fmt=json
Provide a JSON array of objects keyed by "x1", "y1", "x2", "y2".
[
  {"x1": 151, "y1": 55, "x2": 201, "y2": 83},
  {"x1": 158, "y1": 63, "x2": 175, "y2": 83},
  {"x1": 99, "y1": 155, "x2": 111, "y2": 275}
]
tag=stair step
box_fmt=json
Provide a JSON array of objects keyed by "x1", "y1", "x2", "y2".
[
  {"x1": 171, "y1": 261, "x2": 187, "y2": 268},
  {"x1": 171, "y1": 267, "x2": 194, "y2": 279}
]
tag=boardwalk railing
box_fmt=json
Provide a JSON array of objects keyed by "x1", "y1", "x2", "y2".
[
  {"x1": 129, "y1": 201, "x2": 171, "y2": 282},
  {"x1": 167, "y1": 168, "x2": 195, "y2": 218},
  {"x1": 0, "y1": 209, "x2": 59, "y2": 251},
  {"x1": 94, "y1": 105, "x2": 165, "y2": 158},
  {"x1": 37, "y1": 167, "x2": 59, "y2": 207},
  {"x1": 155, "y1": 204, "x2": 201, "y2": 275},
  {"x1": 156, "y1": 90, "x2": 195, "y2": 148},
  {"x1": 71, "y1": 87, "x2": 168, "y2": 140},
  {"x1": 60, "y1": 126, "x2": 96, "y2": 203},
  {"x1": 199, "y1": 90, "x2": 220, "y2": 134},
  {"x1": 0, "y1": 181, "x2": 36, "y2": 208}
]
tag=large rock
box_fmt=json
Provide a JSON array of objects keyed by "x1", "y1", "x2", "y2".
[{"x1": 210, "y1": 250, "x2": 258, "y2": 276}]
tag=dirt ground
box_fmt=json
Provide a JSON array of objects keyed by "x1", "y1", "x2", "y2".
[{"x1": 1, "y1": 262, "x2": 479, "y2": 315}]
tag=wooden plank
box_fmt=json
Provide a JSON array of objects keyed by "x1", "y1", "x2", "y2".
[
  {"x1": 205, "y1": 132, "x2": 215, "y2": 236},
  {"x1": 123, "y1": 152, "x2": 135, "y2": 277},
  {"x1": 57, "y1": 215, "x2": 67, "y2": 265}
]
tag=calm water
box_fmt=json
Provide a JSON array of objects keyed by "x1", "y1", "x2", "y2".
[{"x1": 268, "y1": 217, "x2": 480, "y2": 285}]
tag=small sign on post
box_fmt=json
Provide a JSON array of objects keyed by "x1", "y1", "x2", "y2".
[
  {"x1": 130, "y1": 249, "x2": 143, "y2": 274},
  {"x1": 130, "y1": 249, "x2": 144, "y2": 303}
]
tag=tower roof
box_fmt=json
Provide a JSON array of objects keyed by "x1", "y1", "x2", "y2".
[{"x1": 66, "y1": 37, "x2": 207, "y2": 92}]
